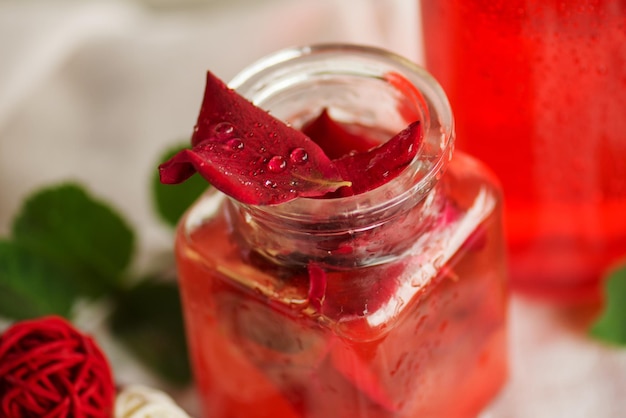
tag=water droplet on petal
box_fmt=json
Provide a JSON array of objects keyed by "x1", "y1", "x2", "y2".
[
  {"x1": 213, "y1": 122, "x2": 235, "y2": 139},
  {"x1": 290, "y1": 148, "x2": 308, "y2": 164},
  {"x1": 227, "y1": 138, "x2": 244, "y2": 151},
  {"x1": 267, "y1": 155, "x2": 287, "y2": 173},
  {"x1": 264, "y1": 179, "x2": 277, "y2": 189}
]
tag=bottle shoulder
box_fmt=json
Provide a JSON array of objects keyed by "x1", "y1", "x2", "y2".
[{"x1": 443, "y1": 151, "x2": 504, "y2": 210}]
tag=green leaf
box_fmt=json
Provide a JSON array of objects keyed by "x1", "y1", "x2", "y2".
[
  {"x1": 589, "y1": 263, "x2": 626, "y2": 345},
  {"x1": 0, "y1": 240, "x2": 78, "y2": 319},
  {"x1": 11, "y1": 183, "x2": 135, "y2": 297},
  {"x1": 110, "y1": 278, "x2": 191, "y2": 385},
  {"x1": 153, "y1": 143, "x2": 208, "y2": 228}
]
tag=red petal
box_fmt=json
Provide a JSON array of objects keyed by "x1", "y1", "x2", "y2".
[{"x1": 159, "y1": 72, "x2": 349, "y2": 205}]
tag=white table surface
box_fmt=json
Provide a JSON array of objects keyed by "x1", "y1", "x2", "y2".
[{"x1": 1, "y1": 1, "x2": 625, "y2": 417}]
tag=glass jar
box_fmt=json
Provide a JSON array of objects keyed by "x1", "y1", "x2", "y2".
[
  {"x1": 420, "y1": 0, "x2": 626, "y2": 302},
  {"x1": 175, "y1": 44, "x2": 508, "y2": 418}
]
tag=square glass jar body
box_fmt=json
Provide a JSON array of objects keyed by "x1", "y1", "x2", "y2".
[
  {"x1": 173, "y1": 45, "x2": 508, "y2": 418},
  {"x1": 176, "y1": 153, "x2": 507, "y2": 418}
]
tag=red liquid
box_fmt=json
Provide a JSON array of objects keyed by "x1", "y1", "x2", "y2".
[
  {"x1": 175, "y1": 153, "x2": 508, "y2": 418},
  {"x1": 420, "y1": 0, "x2": 626, "y2": 301}
]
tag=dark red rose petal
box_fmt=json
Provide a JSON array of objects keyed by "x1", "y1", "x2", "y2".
[
  {"x1": 307, "y1": 262, "x2": 327, "y2": 311},
  {"x1": 301, "y1": 109, "x2": 379, "y2": 159},
  {"x1": 332, "y1": 121, "x2": 422, "y2": 195},
  {"x1": 159, "y1": 72, "x2": 349, "y2": 205}
]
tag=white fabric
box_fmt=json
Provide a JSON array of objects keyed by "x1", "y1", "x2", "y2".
[{"x1": 0, "y1": 1, "x2": 624, "y2": 417}]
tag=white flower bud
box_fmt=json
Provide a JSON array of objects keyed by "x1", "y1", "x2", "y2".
[{"x1": 115, "y1": 385, "x2": 191, "y2": 418}]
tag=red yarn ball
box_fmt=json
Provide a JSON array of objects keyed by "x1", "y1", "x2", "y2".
[{"x1": 0, "y1": 316, "x2": 115, "y2": 418}]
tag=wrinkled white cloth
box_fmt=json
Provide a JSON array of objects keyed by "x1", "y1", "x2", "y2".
[{"x1": 0, "y1": 1, "x2": 624, "y2": 417}]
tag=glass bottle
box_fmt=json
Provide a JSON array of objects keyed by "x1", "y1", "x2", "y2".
[
  {"x1": 420, "y1": 0, "x2": 626, "y2": 302},
  {"x1": 175, "y1": 44, "x2": 508, "y2": 418}
]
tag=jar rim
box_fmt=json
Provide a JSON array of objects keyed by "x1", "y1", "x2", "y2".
[{"x1": 228, "y1": 43, "x2": 454, "y2": 225}]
